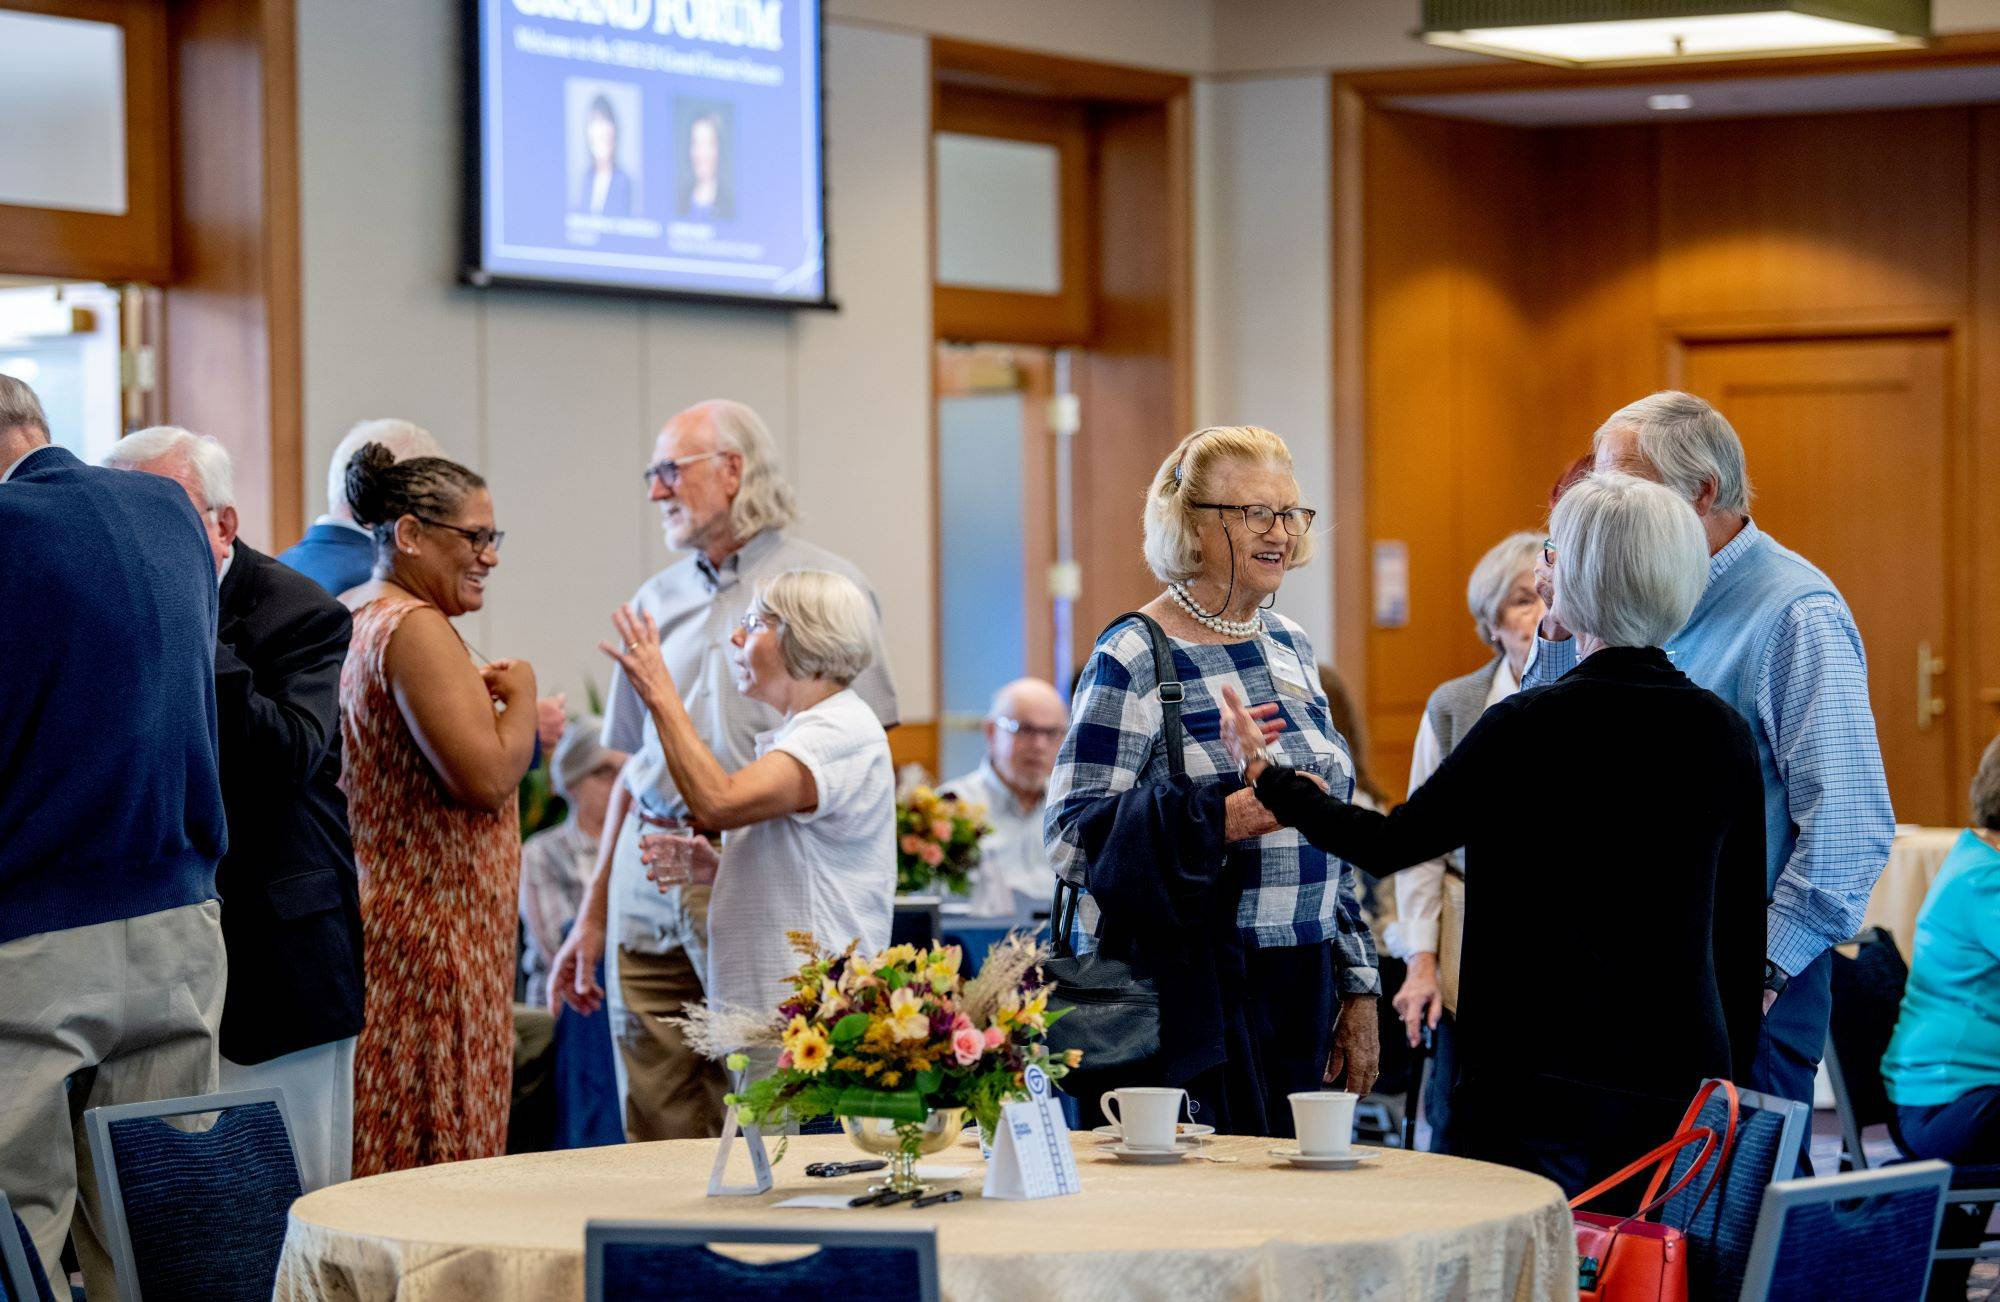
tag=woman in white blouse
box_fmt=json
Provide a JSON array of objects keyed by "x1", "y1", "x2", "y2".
[
  {"x1": 1388, "y1": 531, "x2": 1543, "y2": 1149},
  {"x1": 599, "y1": 568, "x2": 895, "y2": 1018}
]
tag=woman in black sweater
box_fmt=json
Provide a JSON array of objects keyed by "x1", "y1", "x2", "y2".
[{"x1": 1222, "y1": 472, "x2": 1766, "y2": 1199}]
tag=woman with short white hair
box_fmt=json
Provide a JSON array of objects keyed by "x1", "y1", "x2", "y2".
[
  {"x1": 1221, "y1": 472, "x2": 1767, "y2": 1198},
  {"x1": 599, "y1": 568, "x2": 894, "y2": 1018}
]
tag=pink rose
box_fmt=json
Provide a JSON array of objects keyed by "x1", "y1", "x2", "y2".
[
  {"x1": 777, "y1": 1050, "x2": 793, "y2": 1069},
  {"x1": 983, "y1": 1025, "x2": 1006, "y2": 1050},
  {"x1": 931, "y1": 818, "x2": 953, "y2": 841},
  {"x1": 900, "y1": 834, "x2": 924, "y2": 855},
  {"x1": 952, "y1": 1024, "x2": 984, "y2": 1066},
  {"x1": 921, "y1": 842, "x2": 944, "y2": 867}
]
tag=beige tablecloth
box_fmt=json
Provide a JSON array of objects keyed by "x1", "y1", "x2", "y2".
[
  {"x1": 275, "y1": 1133, "x2": 1574, "y2": 1302},
  {"x1": 1860, "y1": 826, "x2": 1963, "y2": 962}
]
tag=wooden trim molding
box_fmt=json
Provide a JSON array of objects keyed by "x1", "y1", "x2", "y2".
[
  {"x1": 0, "y1": 0, "x2": 172, "y2": 283},
  {"x1": 888, "y1": 721, "x2": 940, "y2": 778},
  {"x1": 930, "y1": 36, "x2": 1189, "y2": 104}
]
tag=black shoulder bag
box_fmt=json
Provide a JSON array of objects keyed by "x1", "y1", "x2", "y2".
[{"x1": 1042, "y1": 611, "x2": 1183, "y2": 1077}]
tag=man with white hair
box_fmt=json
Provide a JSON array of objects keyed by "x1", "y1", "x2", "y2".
[
  {"x1": 1525, "y1": 390, "x2": 1894, "y2": 1111},
  {"x1": 104, "y1": 427, "x2": 365, "y2": 1192},
  {"x1": 940, "y1": 678, "x2": 1068, "y2": 917},
  {"x1": 0, "y1": 383, "x2": 228, "y2": 1292},
  {"x1": 278, "y1": 417, "x2": 442, "y2": 595},
  {"x1": 550, "y1": 399, "x2": 899, "y2": 1140}
]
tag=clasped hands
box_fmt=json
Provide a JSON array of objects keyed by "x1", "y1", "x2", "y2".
[{"x1": 1217, "y1": 685, "x2": 1325, "y2": 842}]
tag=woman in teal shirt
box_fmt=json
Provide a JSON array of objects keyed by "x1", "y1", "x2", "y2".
[{"x1": 1883, "y1": 735, "x2": 2000, "y2": 1163}]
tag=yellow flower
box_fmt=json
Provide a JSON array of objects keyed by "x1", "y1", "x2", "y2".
[
  {"x1": 790, "y1": 1024, "x2": 831, "y2": 1074},
  {"x1": 780, "y1": 1014, "x2": 811, "y2": 1055},
  {"x1": 926, "y1": 966, "x2": 956, "y2": 996},
  {"x1": 877, "y1": 944, "x2": 920, "y2": 970},
  {"x1": 1017, "y1": 990, "x2": 1049, "y2": 1029},
  {"x1": 928, "y1": 944, "x2": 962, "y2": 975},
  {"x1": 887, "y1": 986, "x2": 930, "y2": 1042},
  {"x1": 819, "y1": 977, "x2": 847, "y2": 1014}
]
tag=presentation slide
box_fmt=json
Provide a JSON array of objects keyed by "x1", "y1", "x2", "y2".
[{"x1": 470, "y1": 0, "x2": 828, "y2": 306}]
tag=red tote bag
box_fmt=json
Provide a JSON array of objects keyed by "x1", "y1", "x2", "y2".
[{"x1": 1571, "y1": 1080, "x2": 1742, "y2": 1302}]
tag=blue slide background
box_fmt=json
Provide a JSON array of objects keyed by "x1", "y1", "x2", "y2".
[{"x1": 476, "y1": 0, "x2": 827, "y2": 303}]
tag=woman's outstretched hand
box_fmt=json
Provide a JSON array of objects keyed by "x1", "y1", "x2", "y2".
[
  {"x1": 600, "y1": 604, "x2": 679, "y2": 712},
  {"x1": 1218, "y1": 684, "x2": 1283, "y2": 779}
]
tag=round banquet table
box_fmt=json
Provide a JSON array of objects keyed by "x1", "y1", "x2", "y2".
[
  {"x1": 274, "y1": 1132, "x2": 1575, "y2": 1302},
  {"x1": 1859, "y1": 825, "x2": 1963, "y2": 963}
]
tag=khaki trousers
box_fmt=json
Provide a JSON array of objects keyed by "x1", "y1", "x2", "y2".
[
  {"x1": 0, "y1": 900, "x2": 226, "y2": 1295},
  {"x1": 607, "y1": 885, "x2": 726, "y2": 1141}
]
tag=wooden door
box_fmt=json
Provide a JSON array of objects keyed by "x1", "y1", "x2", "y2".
[{"x1": 1680, "y1": 334, "x2": 1956, "y2": 826}]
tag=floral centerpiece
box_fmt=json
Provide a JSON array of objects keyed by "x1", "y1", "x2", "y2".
[
  {"x1": 895, "y1": 786, "x2": 990, "y2": 896},
  {"x1": 681, "y1": 931, "x2": 1079, "y2": 1192}
]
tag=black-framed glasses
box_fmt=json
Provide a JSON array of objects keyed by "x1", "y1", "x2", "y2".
[
  {"x1": 1188, "y1": 501, "x2": 1317, "y2": 536},
  {"x1": 417, "y1": 516, "x2": 505, "y2": 554},
  {"x1": 642, "y1": 450, "x2": 729, "y2": 489},
  {"x1": 993, "y1": 716, "x2": 1064, "y2": 743},
  {"x1": 1542, "y1": 537, "x2": 1557, "y2": 567}
]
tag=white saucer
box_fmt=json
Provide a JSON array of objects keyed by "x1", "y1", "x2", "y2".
[
  {"x1": 1268, "y1": 1148, "x2": 1372, "y2": 1169},
  {"x1": 1104, "y1": 1143, "x2": 1191, "y2": 1164},
  {"x1": 1093, "y1": 1123, "x2": 1215, "y2": 1144}
]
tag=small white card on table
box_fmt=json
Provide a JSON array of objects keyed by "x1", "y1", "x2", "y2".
[{"x1": 982, "y1": 1065, "x2": 1080, "y2": 1201}]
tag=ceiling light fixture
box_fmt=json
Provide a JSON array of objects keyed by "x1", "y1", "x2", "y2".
[
  {"x1": 1418, "y1": 1, "x2": 1928, "y2": 67},
  {"x1": 1647, "y1": 92, "x2": 1697, "y2": 108}
]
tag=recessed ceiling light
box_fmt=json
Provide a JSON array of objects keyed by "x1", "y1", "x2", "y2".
[
  {"x1": 1418, "y1": 1, "x2": 1928, "y2": 67},
  {"x1": 1648, "y1": 93, "x2": 1696, "y2": 110}
]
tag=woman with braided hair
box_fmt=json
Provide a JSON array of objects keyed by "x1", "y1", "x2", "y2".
[{"x1": 339, "y1": 442, "x2": 539, "y2": 1174}]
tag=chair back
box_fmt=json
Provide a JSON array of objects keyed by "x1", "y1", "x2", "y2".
[
  {"x1": 1657, "y1": 1081, "x2": 1808, "y2": 1302},
  {"x1": 0, "y1": 1192, "x2": 55, "y2": 1302},
  {"x1": 83, "y1": 1088, "x2": 305, "y2": 1302},
  {"x1": 1738, "y1": 1161, "x2": 1949, "y2": 1301},
  {"x1": 584, "y1": 1222, "x2": 939, "y2": 1302},
  {"x1": 1824, "y1": 928, "x2": 1909, "y2": 1169}
]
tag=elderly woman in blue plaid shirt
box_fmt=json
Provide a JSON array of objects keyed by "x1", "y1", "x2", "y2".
[{"x1": 1045, "y1": 425, "x2": 1380, "y2": 1132}]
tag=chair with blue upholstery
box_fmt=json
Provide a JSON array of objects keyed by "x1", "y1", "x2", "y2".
[
  {"x1": 0, "y1": 1192, "x2": 57, "y2": 1302},
  {"x1": 1652, "y1": 1080, "x2": 1809, "y2": 1302},
  {"x1": 584, "y1": 1222, "x2": 939, "y2": 1302},
  {"x1": 82, "y1": 1088, "x2": 304, "y2": 1302},
  {"x1": 1738, "y1": 1161, "x2": 1950, "y2": 1301}
]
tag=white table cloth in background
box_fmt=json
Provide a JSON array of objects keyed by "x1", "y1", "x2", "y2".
[
  {"x1": 1860, "y1": 826, "x2": 1963, "y2": 962},
  {"x1": 275, "y1": 1133, "x2": 1574, "y2": 1302}
]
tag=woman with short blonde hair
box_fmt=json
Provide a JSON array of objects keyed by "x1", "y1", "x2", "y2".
[{"x1": 1047, "y1": 424, "x2": 1381, "y2": 1136}]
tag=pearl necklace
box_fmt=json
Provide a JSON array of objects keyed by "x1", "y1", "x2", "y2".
[{"x1": 1168, "y1": 582, "x2": 1262, "y2": 638}]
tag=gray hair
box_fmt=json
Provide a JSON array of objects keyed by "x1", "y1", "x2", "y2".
[
  {"x1": 705, "y1": 400, "x2": 798, "y2": 539},
  {"x1": 103, "y1": 425, "x2": 236, "y2": 509},
  {"x1": 1550, "y1": 472, "x2": 1708, "y2": 649},
  {"x1": 0, "y1": 374, "x2": 50, "y2": 437},
  {"x1": 1593, "y1": 390, "x2": 1752, "y2": 514},
  {"x1": 326, "y1": 418, "x2": 441, "y2": 517},
  {"x1": 1466, "y1": 531, "x2": 1543, "y2": 648},
  {"x1": 1972, "y1": 735, "x2": 2000, "y2": 831},
  {"x1": 1142, "y1": 424, "x2": 1316, "y2": 583},
  {"x1": 750, "y1": 568, "x2": 875, "y2": 686}
]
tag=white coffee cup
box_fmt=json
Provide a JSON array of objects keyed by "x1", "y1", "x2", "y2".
[
  {"x1": 1290, "y1": 1090, "x2": 1357, "y2": 1157},
  {"x1": 1100, "y1": 1087, "x2": 1189, "y2": 1151}
]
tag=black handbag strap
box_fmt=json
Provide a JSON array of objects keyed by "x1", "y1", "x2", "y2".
[{"x1": 1052, "y1": 611, "x2": 1184, "y2": 958}]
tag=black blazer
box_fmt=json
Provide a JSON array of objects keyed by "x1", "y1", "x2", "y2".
[
  {"x1": 214, "y1": 541, "x2": 366, "y2": 1065},
  {"x1": 1256, "y1": 646, "x2": 1766, "y2": 1191}
]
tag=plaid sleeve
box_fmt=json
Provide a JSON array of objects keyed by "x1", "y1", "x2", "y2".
[
  {"x1": 1756, "y1": 595, "x2": 1895, "y2": 975},
  {"x1": 1044, "y1": 627, "x2": 1160, "y2": 888}
]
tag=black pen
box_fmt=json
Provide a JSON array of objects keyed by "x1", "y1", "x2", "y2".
[
  {"x1": 911, "y1": 1189, "x2": 963, "y2": 1208},
  {"x1": 873, "y1": 1189, "x2": 922, "y2": 1206},
  {"x1": 808, "y1": 1160, "x2": 888, "y2": 1178},
  {"x1": 848, "y1": 1189, "x2": 896, "y2": 1207}
]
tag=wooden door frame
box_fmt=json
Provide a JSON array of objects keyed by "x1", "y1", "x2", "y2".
[
  {"x1": 1330, "y1": 35, "x2": 2000, "y2": 779},
  {"x1": 1665, "y1": 318, "x2": 1976, "y2": 808}
]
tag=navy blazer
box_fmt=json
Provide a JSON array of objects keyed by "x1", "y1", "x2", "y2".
[
  {"x1": 215, "y1": 541, "x2": 366, "y2": 1064},
  {"x1": 0, "y1": 444, "x2": 226, "y2": 943},
  {"x1": 276, "y1": 520, "x2": 376, "y2": 596}
]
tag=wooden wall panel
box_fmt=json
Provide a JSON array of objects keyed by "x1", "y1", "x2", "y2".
[
  {"x1": 1657, "y1": 109, "x2": 1970, "y2": 321},
  {"x1": 1972, "y1": 107, "x2": 2000, "y2": 749}
]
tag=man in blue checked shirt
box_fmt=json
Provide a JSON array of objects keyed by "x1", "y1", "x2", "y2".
[{"x1": 1524, "y1": 391, "x2": 1893, "y2": 1111}]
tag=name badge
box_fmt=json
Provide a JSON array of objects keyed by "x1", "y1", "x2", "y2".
[{"x1": 1265, "y1": 641, "x2": 1315, "y2": 702}]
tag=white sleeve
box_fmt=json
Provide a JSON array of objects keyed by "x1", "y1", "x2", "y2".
[
  {"x1": 774, "y1": 709, "x2": 870, "y2": 827},
  {"x1": 1385, "y1": 712, "x2": 1448, "y2": 959}
]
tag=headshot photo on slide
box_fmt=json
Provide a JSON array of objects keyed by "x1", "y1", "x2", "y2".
[
  {"x1": 567, "y1": 78, "x2": 642, "y2": 219},
  {"x1": 676, "y1": 99, "x2": 735, "y2": 222}
]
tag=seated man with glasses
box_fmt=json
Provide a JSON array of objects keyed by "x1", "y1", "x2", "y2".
[{"x1": 940, "y1": 678, "x2": 1070, "y2": 918}]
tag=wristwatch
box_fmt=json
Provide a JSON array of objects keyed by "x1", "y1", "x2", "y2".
[
  {"x1": 1763, "y1": 960, "x2": 1789, "y2": 996},
  {"x1": 1242, "y1": 745, "x2": 1276, "y2": 777}
]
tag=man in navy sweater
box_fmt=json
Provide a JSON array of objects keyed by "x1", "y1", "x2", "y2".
[
  {"x1": 277, "y1": 416, "x2": 440, "y2": 596},
  {"x1": 0, "y1": 376, "x2": 229, "y2": 1293}
]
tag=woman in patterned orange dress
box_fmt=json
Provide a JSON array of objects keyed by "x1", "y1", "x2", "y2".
[{"x1": 337, "y1": 443, "x2": 539, "y2": 1175}]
